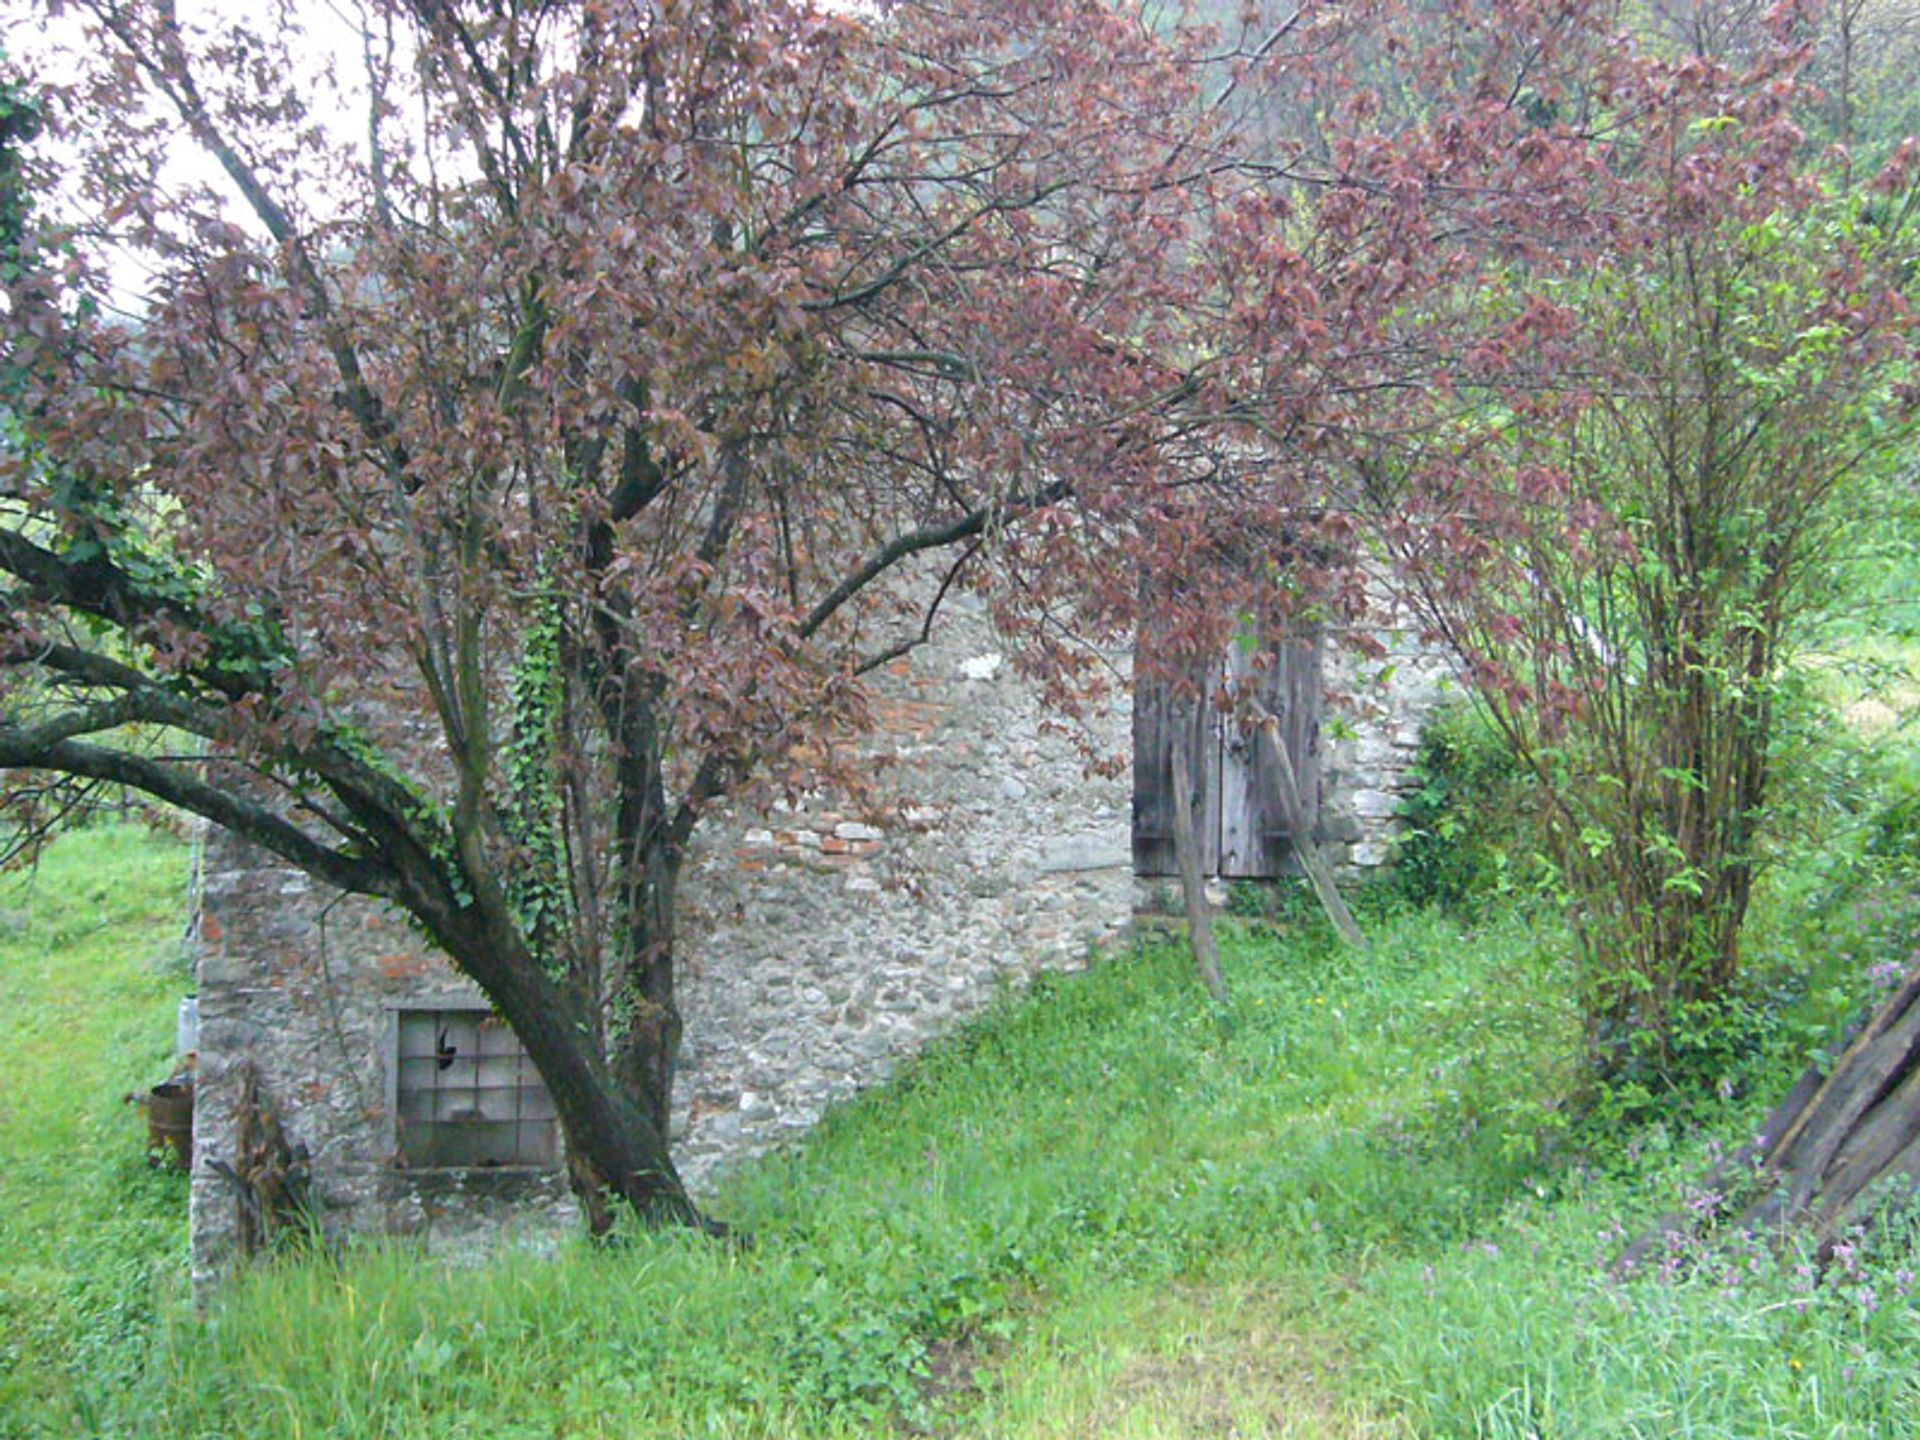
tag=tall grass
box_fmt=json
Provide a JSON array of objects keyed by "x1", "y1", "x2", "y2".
[
  {"x1": 10, "y1": 823, "x2": 1920, "y2": 1438},
  {"x1": 1355, "y1": 1162, "x2": 1920, "y2": 1437},
  {"x1": 0, "y1": 821, "x2": 192, "y2": 1435},
  {"x1": 117, "y1": 901, "x2": 1570, "y2": 1438}
]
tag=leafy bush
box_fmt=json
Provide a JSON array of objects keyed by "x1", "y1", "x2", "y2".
[{"x1": 1389, "y1": 702, "x2": 1538, "y2": 914}]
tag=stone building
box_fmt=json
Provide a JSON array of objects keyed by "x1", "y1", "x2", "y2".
[{"x1": 186, "y1": 591, "x2": 1448, "y2": 1287}]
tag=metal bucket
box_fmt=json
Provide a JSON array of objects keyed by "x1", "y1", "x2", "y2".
[{"x1": 147, "y1": 1081, "x2": 194, "y2": 1171}]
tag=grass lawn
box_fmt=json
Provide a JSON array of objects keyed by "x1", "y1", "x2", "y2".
[
  {"x1": 0, "y1": 821, "x2": 194, "y2": 1434},
  {"x1": 5, "y1": 821, "x2": 1919, "y2": 1438}
]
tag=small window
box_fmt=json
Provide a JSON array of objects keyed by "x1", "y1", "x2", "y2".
[{"x1": 393, "y1": 1009, "x2": 559, "y2": 1169}]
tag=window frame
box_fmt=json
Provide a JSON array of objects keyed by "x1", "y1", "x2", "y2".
[{"x1": 383, "y1": 1002, "x2": 561, "y2": 1172}]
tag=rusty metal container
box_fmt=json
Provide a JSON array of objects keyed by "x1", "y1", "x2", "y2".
[{"x1": 147, "y1": 1081, "x2": 194, "y2": 1171}]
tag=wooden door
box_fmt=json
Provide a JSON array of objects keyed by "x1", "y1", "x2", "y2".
[{"x1": 1132, "y1": 630, "x2": 1321, "y2": 880}]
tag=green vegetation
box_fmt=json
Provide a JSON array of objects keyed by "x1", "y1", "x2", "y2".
[
  {"x1": 8, "y1": 779, "x2": 1920, "y2": 1437},
  {"x1": 1385, "y1": 702, "x2": 1539, "y2": 917},
  {"x1": 1403, "y1": 179, "x2": 1920, "y2": 1079},
  {"x1": 0, "y1": 822, "x2": 191, "y2": 1432},
  {"x1": 6, "y1": 6, "x2": 1920, "y2": 1431}
]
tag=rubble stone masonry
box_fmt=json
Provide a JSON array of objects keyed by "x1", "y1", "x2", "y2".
[{"x1": 189, "y1": 590, "x2": 1447, "y2": 1287}]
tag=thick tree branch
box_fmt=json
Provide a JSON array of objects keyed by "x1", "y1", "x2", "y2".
[
  {"x1": 851, "y1": 537, "x2": 981, "y2": 676},
  {"x1": 0, "y1": 528, "x2": 277, "y2": 699},
  {"x1": 0, "y1": 731, "x2": 394, "y2": 897},
  {"x1": 0, "y1": 696, "x2": 150, "y2": 750}
]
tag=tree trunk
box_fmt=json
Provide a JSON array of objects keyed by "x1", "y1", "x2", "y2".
[
  {"x1": 484, "y1": 957, "x2": 700, "y2": 1230},
  {"x1": 1619, "y1": 969, "x2": 1920, "y2": 1270},
  {"x1": 609, "y1": 829, "x2": 683, "y2": 1147},
  {"x1": 477, "y1": 941, "x2": 699, "y2": 1228},
  {"x1": 406, "y1": 859, "x2": 704, "y2": 1232}
]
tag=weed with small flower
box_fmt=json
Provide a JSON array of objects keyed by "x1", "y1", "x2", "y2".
[{"x1": 1353, "y1": 1160, "x2": 1920, "y2": 1435}]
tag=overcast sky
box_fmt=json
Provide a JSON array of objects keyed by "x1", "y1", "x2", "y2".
[{"x1": 7, "y1": 0, "x2": 385, "y2": 311}]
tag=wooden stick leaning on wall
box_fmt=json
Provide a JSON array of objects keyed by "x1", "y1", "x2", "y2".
[
  {"x1": 1252, "y1": 704, "x2": 1369, "y2": 949},
  {"x1": 1169, "y1": 741, "x2": 1229, "y2": 1001}
]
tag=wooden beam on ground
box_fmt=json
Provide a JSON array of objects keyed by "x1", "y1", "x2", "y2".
[
  {"x1": 1617, "y1": 967, "x2": 1920, "y2": 1271},
  {"x1": 1252, "y1": 705, "x2": 1368, "y2": 949}
]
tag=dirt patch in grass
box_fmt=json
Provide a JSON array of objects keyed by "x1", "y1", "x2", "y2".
[
  {"x1": 917, "y1": 1331, "x2": 993, "y2": 1421},
  {"x1": 964, "y1": 1280, "x2": 1407, "y2": 1440},
  {"x1": 1090, "y1": 1296, "x2": 1396, "y2": 1439}
]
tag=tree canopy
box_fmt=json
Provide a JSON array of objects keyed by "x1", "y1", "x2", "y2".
[
  {"x1": 2, "y1": 0, "x2": 1252, "y2": 1224},
  {"x1": 5, "y1": 0, "x2": 1916, "y2": 1226}
]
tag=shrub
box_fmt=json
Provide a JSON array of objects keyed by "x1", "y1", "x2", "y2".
[{"x1": 1389, "y1": 703, "x2": 1538, "y2": 914}]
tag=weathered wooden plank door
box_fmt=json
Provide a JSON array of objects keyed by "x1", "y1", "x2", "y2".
[
  {"x1": 1132, "y1": 667, "x2": 1220, "y2": 876},
  {"x1": 1134, "y1": 630, "x2": 1321, "y2": 880},
  {"x1": 1218, "y1": 635, "x2": 1322, "y2": 877}
]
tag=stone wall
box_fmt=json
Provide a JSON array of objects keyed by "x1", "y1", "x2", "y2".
[
  {"x1": 188, "y1": 589, "x2": 1449, "y2": 1286},
  {"x1": 189, "y1": 849, "x2": 580, "y2": 1292},
  {"x1": 189, "y1": 594, "x2": 1136, "y2": 1286},
  {"x1": 670, "y1": 592, "x2": 1135, "y2": 1185},
  {"x1": 1320, "y1": 609, "x2": 1457, "y2": 873}
]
